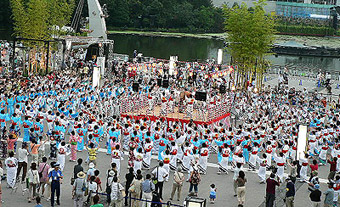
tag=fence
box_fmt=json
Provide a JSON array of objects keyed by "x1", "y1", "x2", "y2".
[{"x1": 92, "y1": 192, "x2": 185, "y2": 207}]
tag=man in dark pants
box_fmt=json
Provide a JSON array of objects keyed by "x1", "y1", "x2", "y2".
[
  {"x1": 266, "y1": 173, "x2": 280, "y2": 207},
  {"x1": 48, "y1": 163, "x2": 63, "y2": 206},
  {"x1": 152, "y1": 161, "x2": 168, "y2": 200}
]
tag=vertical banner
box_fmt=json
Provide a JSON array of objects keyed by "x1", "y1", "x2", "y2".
[
  {"x1": 297, "y1": 125, "x2": 308, "y2": 160},
  {"x1": 92, "y1": 66, "x2": 101, "y2": 88},
  {"x1": 218, "y1": 49, "x2": 223, "y2": 65},
  {"x1": 97, "y1": 57, "x2": 106, "y2": 76},
  {"x1": 169, "y1": 56, "x2": 178, "y2": 76}
]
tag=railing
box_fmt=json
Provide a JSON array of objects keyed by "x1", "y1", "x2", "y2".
[{"x1": 91, "y1": 192, "x2": 185, "y2": 207}]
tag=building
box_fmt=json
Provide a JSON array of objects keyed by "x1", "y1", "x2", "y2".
[{"x1": 212, "y1": 0, "x2": 340, "y2": 17}]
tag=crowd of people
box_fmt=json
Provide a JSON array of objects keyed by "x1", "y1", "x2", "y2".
[{"x1": 0, "y1": 49, "x2": 340, "y2": 207}]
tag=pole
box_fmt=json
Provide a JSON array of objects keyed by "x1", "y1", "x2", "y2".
[
  {"x1": 46, "y1": 41, "x2": 50, "y2": 74},
  {"x1": 11, "y1": 39, "x2": 16, "y2": 77}
]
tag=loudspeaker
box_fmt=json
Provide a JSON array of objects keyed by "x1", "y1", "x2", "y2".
[
  {"x1": 162, "y1": 79, "x2": 169, "y2": 88},
  {"x1": 220, "y1": 85, "x2": 226, "y2": 94},
  {"x1": 195, "y1": 91, "x2": 207, "y2": 101},
  {"x1": 133, "y1": 83, "x2": 139, "y2": 92},
  {"x1": 157, "y1": 78, "x2": 162, "y2": 86}
]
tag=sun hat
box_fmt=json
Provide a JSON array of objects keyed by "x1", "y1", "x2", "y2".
[{"x1": 77, "y1": 171, "x2": 86, "y2": 179}]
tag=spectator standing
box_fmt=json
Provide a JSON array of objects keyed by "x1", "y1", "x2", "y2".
[
  {"x1": 30, "y1": 139, "x2": 42, "y2": 164},
  {"x1": 285, "y1": 177, "x2": 295, "y2": 207},
  {"x1": 130, "y1": 174, "x2": 143, "y2": 207},
  {"x1": 170, "y1": 167, "x2": 184, "y2": 201},
  {"x1": 110, "y1": 176, "x2": 125, "y2": 207},
  {"x1": 324, "y1": 183, "x2": 334, "y2": 207},
  {"x1": 309, "y1": 184, "x2": 322, "y2": 207},
  {"x1": 233, "y1": 163, "x2": 242, "y2": 197},
  {"x1": 48, "y1": 163, "x2": 63, "y2": 207},
  {"x1": 152, "y1": 161, "x2": 168, "y2": 200},
  {"x1": 87, "y1": 176, "x2": 98, "y2": 205},
  {"x1": 266, "y1": 173, "x2": 280, "y2": 207},
  {"x1": 38, "y1": 157, "x2": 50, "y2": 198},
  {"x1": 236, "y1": 171, "x2": 247, "y2": 207},
  {"x1": 141, "y1": 174, "x2": 155, "y2": 207},
  {"x1": 106, "y1": 170, "x2": 116, "y2": 204},
  {"x1": 125, "y1": 167, "x2": 135, "y2": 206},
  {"x1": 16, "y1": 142, "x2": 29, "y2": 183},
  {"x1": 188, "y1": 167, "x2": 201, "y2": 196},
  {"x1": 27, "y1": 162, "x2": 40, "y2": 203},
  {"x1": 72, "y1": 171, "x2": 86, "y2": 207},
  {"x1": 209, "y1": 184, "x2": 217, "y2": 204},
  {"x1": 73, "y1": 158, "x2": 84, "y2": 182}
]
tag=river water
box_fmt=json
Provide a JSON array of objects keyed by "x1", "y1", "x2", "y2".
[
  {"x1": 2, "y1": 31, "x2": 339, "y2": 75},
  {"x1": 109, "y1": 34, "x2": 340, "y2": 76}
]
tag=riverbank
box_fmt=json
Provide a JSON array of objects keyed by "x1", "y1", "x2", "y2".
[
  {"x1": 108, "y1": 30, "x2": 340, "y2": 49},
  {"x1": 108, "y1": 30, "x2": 226, "y2": 40}
]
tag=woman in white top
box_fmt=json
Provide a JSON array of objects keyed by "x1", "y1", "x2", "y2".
[{"x1": 27, "y1": 162, "x2": 40, "y2": 203}]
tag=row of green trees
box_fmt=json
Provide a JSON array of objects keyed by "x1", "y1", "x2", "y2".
[
  {"x1": 10, "y1": 0, "x2": 74, "y2": 40},
  {"x1": 100, "y1": 0, "x2": 224, "y2": 33}
]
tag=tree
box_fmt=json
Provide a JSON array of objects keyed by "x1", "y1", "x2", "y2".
[
  {"x1": 223, "y1": 0, "x2": 275, "y2": 90},
  {"x1": 10, "y1": 0, "x2": 28, "y2": 37},
  {"x1": 25, "y1": 0, "x2": 49, "y2": 40},
  {"x1": 103, "y1": 0, "x2": 130, "y2": 28},
  {"x1": 10, "y1": 0, "x2": 75, "y2": 74},
  {"x1": 0, "y1": 0, "x2": 12, "y2": 29},
  {"x1": 48, "y1": 0, "x2": 75, "y2": 37}
]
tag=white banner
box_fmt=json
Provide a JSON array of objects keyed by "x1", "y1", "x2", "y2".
[{"x1": 297, "y1": 125, "x2": 308, "y2": 160}]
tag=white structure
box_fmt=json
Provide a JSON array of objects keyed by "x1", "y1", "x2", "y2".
[
  {"x1": 217, "y1": 49, "x2": 223, "y2": 65},
  {"x1": 169, "y1": 56, "x2": 178, "y2": 76},
  {"x1": 87, "y1": 0, "x2": 108, "y2": 39},
  {"x1": 92, "y1": 66, "x2": 101, "y2": 88}
]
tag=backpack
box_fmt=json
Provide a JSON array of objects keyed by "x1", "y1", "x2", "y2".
[{"x1": 190, "y1": 171, "x2": 200, "y2": 184}]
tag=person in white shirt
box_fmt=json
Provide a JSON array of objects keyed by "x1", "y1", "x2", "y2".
[
  {"x1": 87, "y1": 176, "x2": 98, "y2": 205},
  {"x1": 110, "y1": 175, "x2": 124, "y2": 206},
  {"x1": 27, "y1": 162, "x2": 40, "y2": 203},
  {"x1": 16, "y1": 142, "x2": 29, "y2": 183},
  {"x1": 152, "y1": 161, "x2": 168, "y2": 200}
]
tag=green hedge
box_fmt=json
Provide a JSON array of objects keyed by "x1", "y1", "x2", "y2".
[{"x1": 275, "y1": 24, "x2": 336, "y2": 36}]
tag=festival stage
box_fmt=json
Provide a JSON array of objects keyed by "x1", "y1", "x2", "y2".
[{"x1": 121, "y1": 106, "x2": 230, "y2": 125}]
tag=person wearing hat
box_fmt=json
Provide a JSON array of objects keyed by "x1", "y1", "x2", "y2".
[
  {"x1": 48, "y1": 163, "x2": 63, "y2": 207},
  {"x1": 170, "y1": 167, "x2": 184, "y2": 201},
  {"x1": 87, "y1": 162, "x2": 96, "y2": 181},
  {"x1": 73, "y1": 171, "x2": 87, "y2": 207}
]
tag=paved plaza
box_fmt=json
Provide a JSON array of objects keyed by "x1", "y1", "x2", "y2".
[{"x1": 1, "y1": 75, "x2": 338, "y2": 207}]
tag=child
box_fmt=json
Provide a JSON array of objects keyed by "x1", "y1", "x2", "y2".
[{"x1": 209, "y1": 184, "x2": 217, "y2": 204}]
